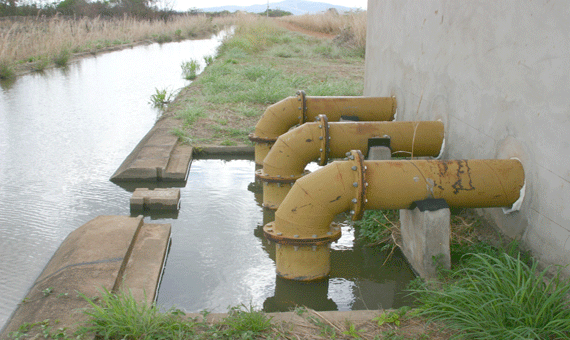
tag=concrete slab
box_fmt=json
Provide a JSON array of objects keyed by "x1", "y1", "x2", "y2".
[
  {"x1": 0, "y1": 215, "x2": 143, "y2": 338},
  {"x1": 119, "y1": 223, "x2": 171, "y2": 303},
  {"x1": 0, "y1": 216, "x2": 171, "y2": 339},
  {"x1": 110, "y1": 117, "x2": 191, "y2": 182},
  {"x1": 130, "y1": 188, "x2": 181, "y2": 211}
]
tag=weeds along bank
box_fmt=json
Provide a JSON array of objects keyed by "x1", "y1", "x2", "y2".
[
  {"x1": 0, "y1": 14, "x2": 236, "y2": 78},
  {"x1": 166, "y1": 15, "x2": 367, "y2": 147},
  {"x1": 277, "y1": 10, "x2": 366, "y2": 50}
]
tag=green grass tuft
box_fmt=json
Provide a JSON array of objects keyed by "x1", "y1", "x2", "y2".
[
  {"x1": 78, "y1": 288, "x2": 196, "y2": 340},
  {"x1": 53, "y1": 48, "x2": 71, "y2": 67},
  {"x1": 0, "y1": 62, "x2": 15, "y2": 80},
  {"x1": 410, "y1": 252, "x2": 570, "y2": 339},
  {"x1": 181, "y1": 59, "x2": 201, "y2": 80}
]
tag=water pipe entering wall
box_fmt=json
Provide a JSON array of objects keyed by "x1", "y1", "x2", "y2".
[
  {"x1": 249, "y1": 91, "x2": 397, "y2": 165},
  {"x1": 263, "y1": 150, "x2": 525, "y2": 281},
  {"x1": 256, "y1": 117, "x2": 445, "y2": 209}
]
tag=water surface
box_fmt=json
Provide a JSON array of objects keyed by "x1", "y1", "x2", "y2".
[{"x1": 0, "y1": 34, "x2": 224, "y2": 329}]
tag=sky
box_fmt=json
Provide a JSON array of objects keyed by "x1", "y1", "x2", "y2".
[{"x1": 176, "y1": 0, "x2": 368, "y2": 12}]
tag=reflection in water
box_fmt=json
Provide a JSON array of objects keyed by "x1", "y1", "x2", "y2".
[
  {"x1": 155, "y1": 159, "x2": 415, "y2": 314},
  {"x1": 0, "y1": 34, "x2": 225, "y2": 329}
]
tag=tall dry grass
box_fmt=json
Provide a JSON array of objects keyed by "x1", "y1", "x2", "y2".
[
  {"x1": 278, "y1": 10, "x2": 367, "y2": 49},
  {"x1": 0, "y1": 14, "x2": 235, "y2": 72}
]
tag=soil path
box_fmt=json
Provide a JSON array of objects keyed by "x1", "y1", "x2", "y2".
[{"x1": 275, "y1": 20, "x2": 336, "y2": 39}]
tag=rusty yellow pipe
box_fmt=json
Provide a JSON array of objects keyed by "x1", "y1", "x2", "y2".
[
  {"x1": 256, "y1": 119, "x2": 445, "y2": 209},
  {"x1": 264, "y1": 151, "x2": 525, "y2": 280},
  {"x1": 249, "y1": 91, "x2": 397, "y2": 164}
]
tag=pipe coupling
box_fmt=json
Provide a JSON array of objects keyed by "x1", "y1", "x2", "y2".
[
  {"x1": 263, "y1": 222, "x2": 341, "y2": 246},
  {"x1": 346, "y1": 150, "x2": 367, "y2": 220},
  {"x1": 315, "y1": 114, "x2": 330, "y2": 166},
  {"x1": 296, "y1": 90, "x2": 307, "y2": 125}
]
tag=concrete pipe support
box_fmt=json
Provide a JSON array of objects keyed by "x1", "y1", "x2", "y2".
[
  {"x1": 249, "y1": 91, "x2": 397, "y2": 164},
  {"x1": 256, "y1": 118, "x2": 445, "y2": 209},
  {"x1": 263, "y1": 150, "x2": 525, "y2": 281}
]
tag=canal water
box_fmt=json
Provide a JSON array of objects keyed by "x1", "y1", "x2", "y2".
[
  {"x1": 0, "y1": 33, "x2": 225, "y2": 329},
  {"x1": 0, "y1": 31, "x2": 415, "y2": 330}
]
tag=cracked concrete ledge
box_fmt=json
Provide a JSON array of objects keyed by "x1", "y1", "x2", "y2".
[{"x1": 0, "y1": 216, "x2": 171, "y2": 339}]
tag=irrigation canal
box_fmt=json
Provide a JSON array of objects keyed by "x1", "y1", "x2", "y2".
[{"x1": 0, "y1": 31, "x2": 415, "y2": 330}]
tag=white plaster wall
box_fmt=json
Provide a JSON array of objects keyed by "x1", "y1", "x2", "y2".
[{"x1": 364, "y1": 0, "x2": 570, "y2": 272}]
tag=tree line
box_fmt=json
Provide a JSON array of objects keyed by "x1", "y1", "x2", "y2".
[{"x1": 0, "y1": 0, "x2": 293, "y2": 19}]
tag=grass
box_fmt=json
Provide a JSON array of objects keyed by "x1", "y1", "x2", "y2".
[
  {"x1": 410, "y1": 251, "x2": 570, "y2": 339},
  {"x1": 163, "y1": 15, "x2": 366, "y2": 146},
  {"x1": 278, "y1": 10, "x2": 367, "y2": 50},
  {"x1": 0, "y1": 14, "x2": 234, "y2": 79}
]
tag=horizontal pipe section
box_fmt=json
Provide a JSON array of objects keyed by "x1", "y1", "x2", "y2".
[
  {"x1": 257, "y1": 120, "x2": 445, "y2": 209},
  {"x1": 264, "y1": 151, "x2": 525, "y2": 280},
  {"x1": 249, "y1": 92, "x2": 397, "y2": 164}
]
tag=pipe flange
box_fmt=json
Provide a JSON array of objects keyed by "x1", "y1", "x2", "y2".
[
  {"x1": 347, "y1": 149, "x2": 367, "y2": 220},
  {"x1": 263, "y1": 222, "x2": 342, "y2": 246},
  {"x1": 255, "y1": 169, "x2": 310, "y2": 183},
  {"x1": 248, "y1": 133, "x2": 278, "y2": 144},
  {"x1": 296, "y1": 90, "x2": 307, "y2": 125},
  {"x1": 316, "y1": 114, "x2": 330, "y2": 166}
]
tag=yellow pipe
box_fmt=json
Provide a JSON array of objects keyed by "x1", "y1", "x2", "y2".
[
  {"x1": 249, "y1": 91, "x2": 397, "y2": 164},
  {"x1": 264, "y1": 151, "x2": 525, "y2": 280},
  {"x1": 257, "y1": 119, "x2": 445, "y2": 209}
]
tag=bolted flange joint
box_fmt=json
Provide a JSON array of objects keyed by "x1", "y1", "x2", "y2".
[
  {"x1": 296, "y1": 90, "x2": 307, "y2": 125},
  {"x1": 316, "y1": 114, "x2": 330, "y2": 166},
  {"x1": 263, "y1": 222, "x2": 342, "y2": 246},
  {"x1": 346, "y1": 149, "x2": 367, "y2": 220}
]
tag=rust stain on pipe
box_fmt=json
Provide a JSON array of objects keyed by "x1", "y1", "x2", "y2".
[{"x1": 265, "y1": 152, "x2": 525, "y2": 280}]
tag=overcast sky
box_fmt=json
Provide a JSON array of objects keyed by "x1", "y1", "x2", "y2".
[{"x1": 175, "y1": 0, "x2": 368, "y2": 12}]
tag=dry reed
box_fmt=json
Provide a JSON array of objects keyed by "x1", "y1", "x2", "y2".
[
  {"x1": 278, "y1": 10, "x2": 367, "y2": 49},
  {"x1": 0, "y1": 14, "x2": 236, "y2": 71}
]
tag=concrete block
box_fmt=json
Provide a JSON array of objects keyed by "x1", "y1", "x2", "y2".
[
  {"x1": 367, "y1": 146, "x2": 392, "y2": 160},
  {"x1": 163, "y1": 144, "x2": 193, "y2": 181},
  {"x1": 400, "y1": 199, "x2": 450, "y2": 280},
  {"x1": 119, "y1": 223, "x2": 171, "y2": 304},
  {"x1": 130, "y1": 188, "x2": 181, "y2": 211}
]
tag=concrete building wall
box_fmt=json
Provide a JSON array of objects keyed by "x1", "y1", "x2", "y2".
[{"x1": 364, "y1": 1, "x2": 570, "y2": 272}]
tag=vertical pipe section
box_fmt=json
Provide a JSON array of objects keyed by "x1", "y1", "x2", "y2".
[
  {"x1": 249, "y1": 92, "x2": 397, "y2": 165},
  {"x1": 257, "y1": 120, "x2": 445, "y2": 209},
  {"x1": 264, "y1": 151, "x2": 525, "y2": 280}
]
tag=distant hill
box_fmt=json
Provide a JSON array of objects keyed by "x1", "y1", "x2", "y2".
[{"x1": 198, "y1": 0, "x2": 360, "y2": 15}]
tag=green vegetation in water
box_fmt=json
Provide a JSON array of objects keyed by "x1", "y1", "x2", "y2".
[
  {"x1": 181, "y1": 59, "x2": 201, "y2": 80},
  {"x1": 150, "y1": 88, "x2": 174, "y2": 109},
  {"x1": 409, "y1": 248, "x2": 570, "y2": 339}
]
